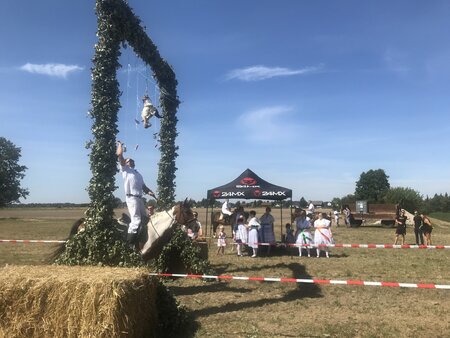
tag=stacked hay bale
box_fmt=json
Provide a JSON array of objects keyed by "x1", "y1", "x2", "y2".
[{"x1": 0, "y1": 266, "x2": 159, "y2": 337}]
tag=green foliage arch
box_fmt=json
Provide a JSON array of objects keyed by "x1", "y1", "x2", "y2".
[
  {"x1": 86, "y1": 0, "x2": 179, "y2": 230},
  {"x1": 58, "y1": 0, "x2": 179, "y2": 266}
]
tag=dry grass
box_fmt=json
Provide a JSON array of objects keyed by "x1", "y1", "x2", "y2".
[
  {"x1": 0, "y1": 266, "x2": 159, "y2": 338},
  {"x1": 1, "y1": 207, "x2": 449, "y2": 337}
]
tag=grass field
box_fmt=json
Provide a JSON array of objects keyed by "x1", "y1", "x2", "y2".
[{"x1": 1, "y1": 207, "x2": 449, "y2": 337}]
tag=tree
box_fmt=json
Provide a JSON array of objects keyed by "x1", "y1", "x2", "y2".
[
  {"x1": 0, "y1": 137, "x2": 29, "y2": 207},
  {"x1": 384, "y1": 187, "x2": 423, "y2": 212},
  {"x1": 338, "y1": 194, "x2": 357, "y2": 208},
  {"x1": 299, "y1": 197, "x2": 308, "y2": 208},
  {"x1": 355, "y1": 169, "x2": 390, "y2": 203}
]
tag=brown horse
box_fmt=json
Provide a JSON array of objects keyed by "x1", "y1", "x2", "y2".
[{"x1": 210, "y1": 209, "x2": 249, "y2": 235}]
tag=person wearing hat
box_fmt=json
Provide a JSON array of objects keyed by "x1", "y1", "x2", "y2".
[
  {"x1": 116, "y1": 141, "x2": 155, "y2": 247},
  {"x1": 413, "y1": 210, "x2": 424, "y2": 245}
]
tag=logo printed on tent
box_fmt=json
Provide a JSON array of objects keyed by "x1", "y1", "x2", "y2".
[
  {"x1": 240, "y1": 177, "x2": 257, "y2": 186},
  {"x1": 213, "y1": 190, "x2": 221, "y2": 198},
  {"x1": 253, "y1": 189, "x2": 262, "y2": 197}
]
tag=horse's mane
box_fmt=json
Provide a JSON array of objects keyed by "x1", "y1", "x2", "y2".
[{"x1": 149, "y1": 207, "x2": 175, "y2": 224}]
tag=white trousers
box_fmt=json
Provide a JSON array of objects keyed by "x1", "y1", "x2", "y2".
[{"x1": 125, "y1": 196, "x2": 146, "y2": 234}]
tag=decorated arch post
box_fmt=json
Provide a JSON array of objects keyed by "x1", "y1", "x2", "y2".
[
  {"x1": 56, "y1": 0, "x2": 179, "y2": 266},
  {"x1": 86, "y1": 0, "x2": 179, "y2": 230}
]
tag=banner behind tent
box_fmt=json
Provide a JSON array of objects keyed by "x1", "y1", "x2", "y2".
[{"x1": 207, "y1": 168, "x2": 292, "y2": 200}]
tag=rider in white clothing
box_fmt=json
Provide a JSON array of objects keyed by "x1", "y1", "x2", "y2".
[
  {"x1": 221, "y1": 199, "x2": 232, "y2": 223},
  {"x1": 117, "y1": 142, "x2": 155, "y2": 246}
]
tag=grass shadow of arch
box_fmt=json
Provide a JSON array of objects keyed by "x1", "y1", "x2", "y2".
[{"x1": 186, "y1": 262, "x2": 322, "y2": 318}]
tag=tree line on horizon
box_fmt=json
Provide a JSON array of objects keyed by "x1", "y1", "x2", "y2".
[{"x1": 1, "y1": 138, "x2": 449, "y2": 214}]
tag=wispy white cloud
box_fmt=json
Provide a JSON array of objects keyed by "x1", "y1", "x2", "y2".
[
  {"x1": 20, "y1": 63, "x2": 84, "y2": 78},
  {"x1": 225, "y1": 65, "x2": 322, "y2": 81},
  {"x1": 237, "y1": 105, "x2": 300, "y2": 144}
]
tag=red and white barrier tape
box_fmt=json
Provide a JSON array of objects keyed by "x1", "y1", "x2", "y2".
[
  {"x1": 0, "y1": 239, "x2": 66, "y2": 244},
  {"x1": 150, "y1": 272, "x2": 450, "y2": 289},
  {"x1": 1, "y1": 238, "x2": 448, "y2": 250},
  {"x1": 229, "y1": 241, "x2": 450, "y2": 249},
  {"x1": 286, "y1": 243, "x2": 450, "y2": 249}
]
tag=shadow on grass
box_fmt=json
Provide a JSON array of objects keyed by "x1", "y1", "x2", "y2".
[
  {"x1": 169, "y1": 282, "x2": 253, "y2": 296},
  {"x1": 184, "y1": 262, "x2": 322, "y2": 318},
  {"x1": 243, "y1": 245, "x2": 349, "y2": 259}
]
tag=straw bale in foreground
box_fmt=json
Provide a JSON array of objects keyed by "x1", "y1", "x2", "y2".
[{"x1": 0, "y1": 266, "x2": 159, "y2": 338}]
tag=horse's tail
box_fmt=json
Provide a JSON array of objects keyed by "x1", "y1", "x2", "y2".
[
  {"x1": 47, "y1": 218, "x2": 86, "y2": 263},
  {"x1": 211, "y1": 211, "x2": 220, "y2": 234}
]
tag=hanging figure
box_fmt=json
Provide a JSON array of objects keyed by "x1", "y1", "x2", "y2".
[{"x1": 141, "y1": 95, "x2": 162, "y2": 129}]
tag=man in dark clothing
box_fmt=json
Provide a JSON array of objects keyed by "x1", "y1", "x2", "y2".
[
  {"x1": 413, "y1": 210, "x2": 424, "y2": 245},
  {"x1": 394, "y1": 209, "x2": 408, "y2": 245}
]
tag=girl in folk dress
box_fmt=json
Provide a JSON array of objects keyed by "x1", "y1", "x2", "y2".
[
  {"x1": 247, "y1": 210, "x2": 260, "y2": 258},
  {"x1": 216, "y1": 225, "x2": 227, "y2": 255},
  {"x1": 313, "y1": 212, "x2": 333, "y2": 258},
  {"x1": 234, "y1": 215, "x2": 248, "y2": 256},
  {"x1": 295, "y1": 209, "x2": 313, "y2": 257}
]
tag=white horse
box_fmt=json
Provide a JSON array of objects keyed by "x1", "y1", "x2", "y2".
[
  {"x1": 56, "y1": 200, "x2": 196, "y2": 261},
  {"x1": 140, "y1": 200, "x2": 196, "y2": 259}
]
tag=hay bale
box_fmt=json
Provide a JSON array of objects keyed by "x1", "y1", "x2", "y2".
[{"x1": 0, "y1": 266, "x2": 159, "y2": 338}]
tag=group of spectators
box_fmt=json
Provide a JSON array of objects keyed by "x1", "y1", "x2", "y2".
[
  {"x1": 289, "y1": 207, "x2": 334, "y2": 258},
  {"x1": 217, "y1": 206, "x2": 276, "y2": 257},
  {"x1": 395, "y1": 209, "x2": 433, "y2": 245},
  {"x1": 217, "y1": 200, "x2": 337, "y2": 258}
]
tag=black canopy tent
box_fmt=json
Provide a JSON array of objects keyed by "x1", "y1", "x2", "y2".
[{"x1": 206, "y1": 168, "x2": 292, "y2": 237}]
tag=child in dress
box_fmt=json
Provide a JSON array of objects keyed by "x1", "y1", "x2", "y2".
[
  {"x1": 216, "y1": 225, "x2": 226, "y2": 255},
  {"x1": 234, "y1": 215, "x2": 248, "y2": 256},
  {"x1": 285, "y1": 223, "x2": 295, "y2": 244}
]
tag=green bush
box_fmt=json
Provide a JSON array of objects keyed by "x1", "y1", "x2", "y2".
[
  {"x1": 155, "y1": 228, "x2": 213, "y2": 275},
  {"x1": 155, "y1": 281, "x2": 191, "y2": 337},
  {"x1": 54, "y1": 225, "x2": 144, "y2": 267}
]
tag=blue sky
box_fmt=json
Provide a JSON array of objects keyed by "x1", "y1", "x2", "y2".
[{"x1": 1, "y1": 0, "x2": 450, "y2": 203}]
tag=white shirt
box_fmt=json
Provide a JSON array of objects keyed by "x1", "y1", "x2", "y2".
[
  {"x1": 121, "y1": 165, "x2": 145, "y2": 196},
  {"x1": 248, "y1": 217, "x2": 260, "y2": 229},
  {"x1": 314, "y1": 218, "x2": 331, "y2": 228},
  {"x1": 222, "y1": 201, "x2": 232, "y2": 215},
  {"x1": 308, "y1": 203, "x2": 315, "y2": 214}
]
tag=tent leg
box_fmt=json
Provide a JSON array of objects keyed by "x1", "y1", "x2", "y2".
[{"x1": 205, "y1": 205, "x2": 209, "y2": 237}]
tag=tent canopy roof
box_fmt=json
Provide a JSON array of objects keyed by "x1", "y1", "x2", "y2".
[{"x1": 207, "y1": 168, "x2": 292, "y2": 201}]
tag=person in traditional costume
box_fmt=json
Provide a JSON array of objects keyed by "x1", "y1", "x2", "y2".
[
  {"x1": 247, "y1": 210, "x2": 260, "y2": 258},
  {"x1": 295, "y1": 209, "x2": 313, "y2": 257},
  {"x1": 313, "y1": 212, "x2": 333, "y2": 258},
  {"x1": 234, "y1": 215, "x2": 248, "y2": 256}
]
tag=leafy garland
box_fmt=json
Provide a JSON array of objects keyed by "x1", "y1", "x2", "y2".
[
  {"x1": 56, "y1": 0, "x2": 179, "y2": 266},
  {"x1": 54, "y1": 225, "x2": 143, "y2": 267},
  {"x1": 86, "y1": 0, "x2": 179, "y2": 232},
  {"x1": 155, "y1": 228, "x2": 213, "y2": 275}
]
